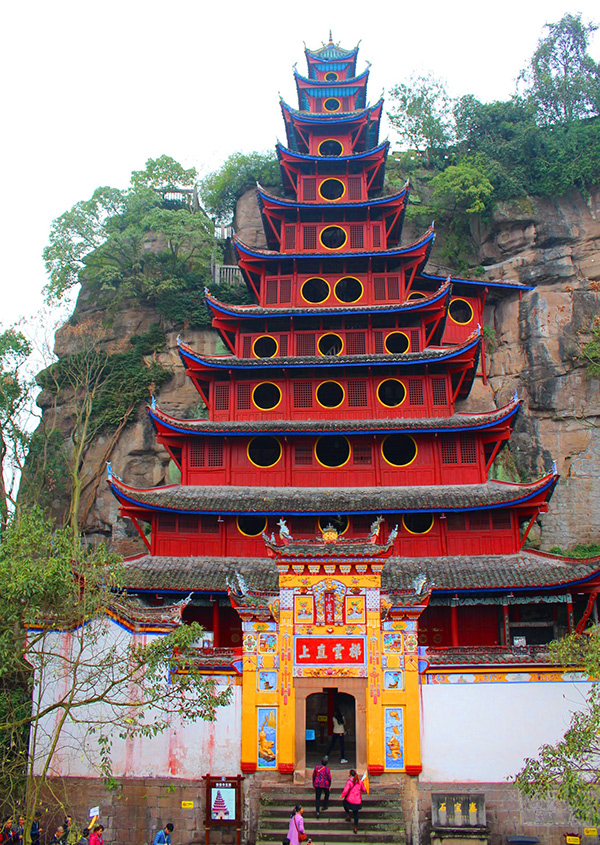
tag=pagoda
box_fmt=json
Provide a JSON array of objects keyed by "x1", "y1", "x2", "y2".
[{"x1": 108, "y1": 35, "x2": 600, "y2": 784}]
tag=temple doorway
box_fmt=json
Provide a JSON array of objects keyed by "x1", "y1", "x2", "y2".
[{"x1": 305, "y1": 689, "x2": 356, "y2": 770}]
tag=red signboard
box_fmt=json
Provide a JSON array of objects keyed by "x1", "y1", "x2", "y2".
[
  {"x1": 324, "y1": 592, "x2": 336, "y2": 625},
  {"x1": 295, "y1": 637, "x2": 366, "y2": 665}
]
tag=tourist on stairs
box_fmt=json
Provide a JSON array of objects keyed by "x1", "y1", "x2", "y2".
[
  {"x1": 287, "y1": 805, "x2": 308, "y2": 845},
  {"x1": 341, "y1": 769, "x2": 366, "y2": 834},
  {"x1": 326, "y1": 709, "x2": 348, "y2": 763},
  {"x1": 312, "y1": 755, "x2": 332, "y2": 817}
]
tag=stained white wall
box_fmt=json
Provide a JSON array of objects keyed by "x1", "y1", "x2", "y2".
[{"x1": 421, "y1": 678, "x2": 592, "y2": 782}]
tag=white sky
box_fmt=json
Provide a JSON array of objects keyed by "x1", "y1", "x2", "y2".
[{"x1": 2, "y1": 0, "x2": 599, "y2": 332}]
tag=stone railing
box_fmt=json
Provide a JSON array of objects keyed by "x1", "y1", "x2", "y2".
[{"x1": 212, "y1": 263, "x2": 243, "y2": 284}]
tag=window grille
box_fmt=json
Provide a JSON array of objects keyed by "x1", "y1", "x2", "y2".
[
  {"x1": 346, "y1": 332, "x2": 366, "y2": 354},
  {"x1": 294, "y1": 442, "x2": 313, "y2": 465},
  {"x1": 348, "y1": 176, "x2": 362, "y2": 200},
  {"x1": 410, "y1": 329, "x2": 420, "y2": 352},
  {"x1": 207, "y1": 441, "x2": 223, "y2": 467},
  {"x1": 303, "y1": 177, "x2": 317, "y2": 201},
  {"x1": 237, "y1": 384, "x2": 251, "y2": 410},
  {"x1": 431, "y1": 377, "x2": 448, "y2": 406},
  {"x1": 279, "y1": 278, "x2": 291, "y2": 302},
  {"x1": 158, "y1": 514, "x2": 177, "y2": 532},
  {"x1": 469, "y1": 512, "x2": 490, "y2": 531},
  {"x1": 179, "y1": 515, "x2": 198, "y2": 533},
  {"x1": 297, "y1": 334, "x2": 316, "y2": 356},
  {"x1": 293, "y1": 381, "x2": 313, "y2": 408},
  {"x1": 460, "y1": 434, "x2": 477, "y2": 464},
  {"x1": 408, "y1": 378, "x2": 424, "y2": 405},
  {"x1": 265, "y1": 279, "x2": 278, "y2": 304},
  {"x1": 441, "y1": 438, "x2": 458, "y2": 464},
  {"x1": 353, "y1": 443, "x2": 372, "y2": 464},
  {"x1": 374, "y1": 331, "x2": 384, "y2": 353},
  {"x1": 214, "y1": 383, "x2": 230, "y2": 411},
  {"x1": 201, "y1": 515, "x2": 220, "y2": 534},
  {"x1": 373, "y1": 277, "x2": 386, "y2": 301},
  {"x1": 284, "y1": 225, "x2": 296, "y2": 250},
  {"x1": 303, "y1": 226, "x2": 317, "y2": 250},
  {"x1": 279, "y1": 335, "x2": 289, "y2": 356},
  {"x1": 347, "y1": 380, "x2": 368, "y2": 407},
  {"x1": 242, "y1": 336, "x2": 252, "y2": 358},
  {"x1": 446, "y1": 514, "x2": 466, "y2": 531},
  {"x1": 350, "y1": 225, "x2": 364, "y2": 249},
  {"x1": 190, "y1": 441, "x2": 205, "y2": 467},
  {"x1": 387, "y1": 277, "x2": 400, "y2": 299},
  {"x1": 372, "y1": 225, "x2": 381, "y2": 248},
  {"x1": 492, "y1": 511, "x2": 512, "y2": 530}
]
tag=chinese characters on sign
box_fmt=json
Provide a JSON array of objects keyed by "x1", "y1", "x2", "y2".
[{"x1": 294, "y1": 637, "x2": 366, "y2": 666}]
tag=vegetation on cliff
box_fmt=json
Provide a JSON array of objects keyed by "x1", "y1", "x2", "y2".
[{"x1": 200, "y1": 150, "x2": 280, "y2": 223}]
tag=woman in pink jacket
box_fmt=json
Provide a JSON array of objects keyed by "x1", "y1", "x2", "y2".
[
  {"x1": 287, "y1": 805, "x2": 307, "y2": 845},
  {"x1": 341, "y1": 769, "x2": 366, "y2": 833}
]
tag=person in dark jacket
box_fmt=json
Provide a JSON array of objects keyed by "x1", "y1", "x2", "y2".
[
  {"x1": 30, "y1": 813, "x2": 42, "y2": 845},
  {"x1": 312, "y1": 755, "x2": 332, "y2": 818}
]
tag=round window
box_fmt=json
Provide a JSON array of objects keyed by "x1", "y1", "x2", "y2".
[
  {"x1": 320, "y1": 226, "x2": 347, "y2": 250},
  {"x1": 381, "y1": 434, "x2": 417, "y2": 467},
  {"x1": 247, "y1": 436, "x2": 282, "y2": 467},
  {"x1": 318, "y1": 139, "x2": 343, "y2": 156},
  {"x1": 319, "y1": 178, "x2": 345, "y2": 200},
  {"x1": 449, "y1": 298, "x2": 474, "y2": 325},
  {"x1": 252, "y1": 336, "x2": 278, "y2": 358},
  {"x1": 316, "y1": 381, "x2": 345, "y2": 408},
  {"x1": 318, "y1": 514, "x2": 348, "y2": 533},
  {"x1": 302, "y1": 277, "x2": 330, "y2": 303},
  {"x1": 324, "y1": 71, "x2": 339, "y2": 82},
  {"x1": 402, "y1": 513, "x2": 434, "y2": 535},
  {"x1": 377, "y1": 379, "x2": 407, "y2": 408},
  {"x1": 324, "y1": 98, "x2": 341, "y2": 112},
  {"x1": 252, "y1": 382, "x2": 282, "y2": 410},
  {"x1": 335, "y1": 277, "x2": 363, "y2": 303},
  {"x1": 237, "y1": 515, "x2": 268, "y2": 536},
  {"x1": 315, "y1": 435, "x2": 351, "y2": 467},
  {"x1": 318, "y1": 333, "x2": 343, "y2": 356},
  {"x1": 384, "y1": 332, "x2": 410, "y2": 354},
  {"x1": 407, "y1": 291, "x2": 427, "y2": 300}
]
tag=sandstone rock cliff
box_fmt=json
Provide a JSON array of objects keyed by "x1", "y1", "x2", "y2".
[{"x1": 34, "y1": 187, "x2": 600, "y2": 555}]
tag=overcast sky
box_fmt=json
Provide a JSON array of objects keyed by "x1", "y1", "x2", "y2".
[{"x1": 2, "y1": 0, "x2": 599, "y2": 334}]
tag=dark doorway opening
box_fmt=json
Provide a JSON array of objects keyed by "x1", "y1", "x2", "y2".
[{"x1": 305, "y1": 689, "x2": 356, "y2": 770}]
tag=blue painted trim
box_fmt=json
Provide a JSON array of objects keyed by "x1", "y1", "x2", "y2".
[
  {"x1": 295, "y1": 68, "x2": 369, "y2": 86},
  {"x1": 257, "y1": 186, "x2": 407, "y2": 211},
  {"x1": 276, "y1": 140, "x2": 389, "y2": 162},
  {"x1": 281, "y1": 99, "x2": 382, "y2": 124},
  {"x1": 235, "y1": 228, "x2": 434, "y2": 261},
  {"x1": 421, "y1": 271, "x2": 534, "y2": 293}
]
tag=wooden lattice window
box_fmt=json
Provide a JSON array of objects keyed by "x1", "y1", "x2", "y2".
[
  {"x1": 265, "y1": 279, "x2": 278, "y2": 304},
  {"x1": 189, "y1": 441, "x2": 205, "y2": 467},
  {"x1": 446, "y1": 514, "x2": 466, "y2": 531},
  {"x1": 201, "y1": 515, "x2": 219, "y2": 534},
  {"x1": 460, "y1": 434, "x2": 477, "y2": 464},
  {"x1": 353, "y1": 443, "x2": 372, "y2": 464},
  {"x1": 492, "y1": 511, "x2": 512, "y2": 530},
  {"x1": 279, "y1": 278, "x2": 291, "y2": 302},
  {"x1": 242, "y1": 336, "x2": 252, "y2": 357},
  {"x1": 279, "y1": 335, "x2": 289, "y2": 356},
  {"x1": 293, "y1": 381, "x2": 313, "y2": 408},
  {"x1": 372, "y1": 225, "x2": 381, "y2": 248},
  {"x1": 350, "y1": 225, "x2": 364, "y2": 249},
  {"x1": 179, "y1": 515, "x2": 199, "y2": 533},
  {"x1": 207, "y1": 441, "x2": 223, "y2": 467},
  {"x1": 214, "y1": 383, "x2": 230, "y2": 411},
  {"x1": 237, "y1": 384, "x2": 252, "y2": 410},
  {"x1": 387, "y1": 277, "x2": 400, "y2": 299},
  {"x1": 346, "y1": 332, "x2": 366, "y2": 354},
  {"x1": 373, "y1": 277, "x2": 386, "y2": 301},
  {"x1": 294, "y1": 442, "x2": 313, "y2": 465},
  {"x1": 431, "y1": 377, "x2": 447, "y2": 406},
  {"x1": 441, "y1": 438, "x2": 458, "y2": 464},
  {"x1": 297, "y1": 334, "x2": 316, "y2": 356},
  {"x1": 410, "y1": 329, "x2": 421, "y2": 352},
  {"x1": 347, "y1": 380, "x2": 368, "y2": 407},
  {"x1": 284, "y1": 225, "x2": 296, "y2": 250},
  {"x1": 303, "y1": 226, "x2": 317, "y2": 250},
  {"x1": 348, "y1": 176, "x2": 362, "y2": 200},
  {"x1": 374, "y1": 331, "x2": 384, "y2": 353},
  {"x1": 303, "y1": 177, "x2": 317, "y2": 201},
  {"x1": 158, "y1": 514, "x2": 177, "y2": 532},
  {"x1": 408, "y1": 378, "x2": 424, "y2": 405},
  {"x1": 469, "y1": 512, "x2": 490, "y2": 531}
]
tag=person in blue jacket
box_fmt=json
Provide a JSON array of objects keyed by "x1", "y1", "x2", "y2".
[{"x1": 153, "y1": 824, "x2": 174, "y2": 845}]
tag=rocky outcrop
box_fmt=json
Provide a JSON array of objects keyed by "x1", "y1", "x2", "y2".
[{"x1": 35, "y1": 187, "x2": 600, "y2": 555}]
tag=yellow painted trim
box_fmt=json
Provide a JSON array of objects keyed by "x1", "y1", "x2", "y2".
[
  {"x1": 384, "y1": 331, "x2": 411, "y2": 354},
  {"x1": 402, "y1": 513, "x2": 435, "y2": 535},
  {"x1": 318, "y1": 514, "x2": 349, "y2": 535},
  {"x1": 317, "y1": 331, "x2": 344, "y2": 356},
  {"x1": 252, "y1": 335, "x2": 279, "y2": 359},
  {"x1": 318, "y1": 177, "x2": 346, "y2": 202},
  {"x1": 324, "y1": 71, "x2": 339, "y2": 81},
  {"x1": 314, "y1": 435, "x2": 351, "y2": 468},
  {"x1": 252, "y1": 381, "x2": 283, "y2": 411},
  {"x1": 319, "y1": 226, "x2": 348, "y2": 251},
  {"x1": 318, "y1": 138, "x2": 344, "y2": 156},
  {"x1": 381, "y1": 434, "x2": 418, "y2": 468},
  {"x1": 316, "y1": 380, "x2": 345, "y2": 409},
  {"x1": 407, "y1": 291, "x2": 426, "y2": 300},
  {"x1": 236, "y1": 515, "x2": 268, "y2": 537},
  {"x1": 301, "y1": 277, "x2": 331, "y2": 304},
  {"x1": 247, "y1": 436, "x2": 282, "y2": 469},
  {"x1": 334, "y1": 276, "x2": 364, "y2": 303},
  {"x1": 449, "y1": 297, "x2": 474, "y2": 325},
  {"x1": 377, "y1": 378, "x2": 407, "y2": 408},
  {"x1": 323, "y1": 97, "x2": 342, "y2": 112}
]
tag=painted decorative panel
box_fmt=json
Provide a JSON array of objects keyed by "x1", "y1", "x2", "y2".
[
  {"x1": 294, "y1": 595, "x2": 314, "y2": 624},
  {"x1": 384, "y1": 707, "x2": 404, "y2": 769},
  {"x1": 257, "y1": 707, "x2": 277, "y2": 768},
  {"x1": 383, "y1": 670, "x2": 404, "y2": 691}
]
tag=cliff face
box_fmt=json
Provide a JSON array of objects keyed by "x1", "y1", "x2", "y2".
[{"x1": 36, "y1": 187, "x2": 600, "y2": 554}]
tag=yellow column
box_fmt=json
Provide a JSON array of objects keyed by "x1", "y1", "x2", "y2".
[
  {"x1": 403, "y1": 628, "x2": 422, "y2": 775},
  {"x1": 240, "y1": 628, "x2": 258, "y2": 772},
  {"x1": 277, "y1": 606, "x2": 295, "y2": 772},
  {"x1": 365, "y1": 610, "x2": 384, "y2": 772}
]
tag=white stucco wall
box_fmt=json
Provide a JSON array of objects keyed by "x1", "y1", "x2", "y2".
[{"x1": 421, "y1": 678, "x2": 592, "y2": 782}]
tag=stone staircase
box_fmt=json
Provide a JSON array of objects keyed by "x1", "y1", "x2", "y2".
[{"x1": 256, "y1": 783, "x2": 406, "y2": 845}]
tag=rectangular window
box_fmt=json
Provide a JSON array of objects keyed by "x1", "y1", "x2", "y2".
[
  {"x1": 236, "y1": 384, "x2": 251, "y2": 410},
  {"x1": 242, "y1": 336, "x2": 252, "y2": 358},
  {"x1": 374, "y1": 331, "x2": 384, "y2": 354},
  {"x1": 348, "y1": 176, "x2": 362, "y2": 200},
  {"x1": 303, "y1": 226, "x2": 317, "y2": 250},
  {"x1": 372, "y1": 225, "x2": 381, "y2": 248},
  {"x1": 294, "y1": 442, "x2": 313, "y2": 465},
  {"x1": 408, "y1": 378, "x2": 424, "y2": 406},
  {"x1": 373, "y1": 277, "x2": 386, "y2": 301},
  {"x1": 446, "y1": 514, "x2": 466, "y2": 531},
  {"x1": 279, "y1": 335, "x2": 289, "y2": 356},
  {"x1": 410, "y1": 329, "x2": 421, "y2": 352},
  {"x1": 431, "y1": 377, "x2": 448, "y2": 406},
  {"x1": 347, "y1": 380, "x2": 368, "y2": 407},
  {"x1": 207, "y1": 441, "x2": 224, "y2": 467},
  {"x1": 279, "y1": 278, "x2": 291, "y2": 302},
  {"x1": 492, "y1": 511, "x2": 512, "y2": 530},
  {"x1": 284, "y1": 225, "x2": 296, "y2": 250},
  {"x1": 297, "y1": 334, "x2": 316, "y2": 356},
  {"x1": 293, "y1": 381, "x2": 313, "y2": 408},
  {"x1": 214, "y1": 383, "x2": 230, "y2": 411},
  {"x1": 353, "y1": 442, "x2": 372, "y2": 464},
  {"x1": 350, "y1": 225, "x2": 364, "y2": 249},
  {"x1": 179, "y1": 515, "x2": 199, "y2": 533},
  {"x1": 201, "y1": 515, "x2": 220, "y2": 534},
  {"x1": 441, "y1": 438, "x2": 458, "y2": 464},
  {"x1": 387, "y1": 277, "x2": 400, "y2": 300},
  {"x1": 158, "y1": 514, "x2": 177, "y2": 532},
  {"x1": 469, "y1": 512, "x2": 490, "y2": 531},
  {"x1": 346, "y1": 333, "x2": 366, "y2": 355},
  {"x1": 189, "y1": 441, "x2": 205, "y2": 468},
  {"x1": 303, "y1": 177, "x2": 317, "y2": 201},
  {"x1": 460, "y1": 434, "x2": 477, "y2": 464},
  {"x1": 265, "y1": 279, "x2": 278, "y2": 304}
]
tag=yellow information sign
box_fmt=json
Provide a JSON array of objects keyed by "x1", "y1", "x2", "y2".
[
  {"x1": 584, "y1": 830, "x2": 598, "y2": 837},
  {"x1": 565, "y1": 836, "x2": 581, "y2": 844},
  {"x1": 181, "y1": 801, "x2": 194, "y2": 809}
]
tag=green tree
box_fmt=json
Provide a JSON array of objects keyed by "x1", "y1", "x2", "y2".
[
  {"x1": 515, "y1": 628, "x2": 600, "y2": 824},
  {"x1": 200, "y1": 150, "x2": 280, "y2": 222},
  {"x1": 0, "y1": 508, "x2": 231, "y2": 828},
  {"x1": 519, "y1": 13, "x2": 600, "y2": 124},
  {"x1": 430, "y1": 160, "x2": 494, "y2": 215},
  {"x1": 387, "y1": 73, "x2": 455, "y2": 164},
  {"x1": 130, "y1": 154, "x2": 197, "y2": 191}
]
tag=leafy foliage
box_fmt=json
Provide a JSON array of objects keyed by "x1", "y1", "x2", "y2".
[
  {"x1": 430, "y1": 160, "x2": 494, "y2": 215},
  {"x1": 387, "y1": 74, "x2": 455, "y2": 165},
  {"x1": 582, "y1": 316, "x2": 600, "y2": 377},
  {"x1": 519, "y1": 13, "x2": 600, "y2": 124},
  {"x1": 549, "y1": 542, "x2": 600, "y2": 558},
  {"x1": 200, "y1": 150, "x2": 280, "y2": 222}
]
